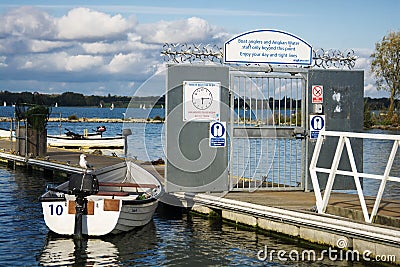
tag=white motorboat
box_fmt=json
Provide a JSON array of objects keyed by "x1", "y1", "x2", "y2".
[
  {"x1": 39, "y1": 160, "x2": 163, "y2": 236},
  {"x1": 47, "y1": 135, "x2": 124, "y2": 149},
  {"x1": 0, "y1": 127, "x2": 15, "y2": 139},
  {"x1": 47, "y1": 127, "x2": 124, "y2": 149}
]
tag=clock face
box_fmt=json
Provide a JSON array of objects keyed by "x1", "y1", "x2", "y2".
[{"x1": 192, "y1": 87, "x2": 213, "y2": 110}]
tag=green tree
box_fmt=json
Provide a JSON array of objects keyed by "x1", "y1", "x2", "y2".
[
  {"x1": 371, "y1": 31, "x2": 400, "y2": 118},
  {"x1": 59, "y1": 92, "x2": 86, "y2": 106},
  {"x1": 364, "y1": 100, "x2": 373, "y2": 129}
]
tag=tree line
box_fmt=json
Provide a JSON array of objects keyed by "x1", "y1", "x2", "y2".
[
  {"x1": 364, "y1": 97, "x2": 400, "y2": 111},
  {"x1": 1, "y1": 90, "x2": 398, "y2": 112},
  {"x1": 0, "y1": 91, "x2": 161, "y2": 108}
]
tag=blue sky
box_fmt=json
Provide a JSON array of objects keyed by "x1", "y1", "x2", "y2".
[{"x1": 0, "y1": 0, "x2": 399, "y2": 97}]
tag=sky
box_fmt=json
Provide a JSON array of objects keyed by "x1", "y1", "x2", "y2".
[{"x1": 0, "y1": 0, "x2": 399, "y2": 98}]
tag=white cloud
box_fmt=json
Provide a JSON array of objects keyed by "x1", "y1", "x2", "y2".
[
  {"x1": 81, "y1": 37, "x2": 158, "y2": 55},
  {"x1": 2, "y1": 5, "x2": 383, "y2": 100},
  {"x1": 81, "y1": 41, "x2": 119, "y2": 54},
  {"x1": 0, "y1": 56, "x2": 7, "y2": 67},
  {"x1": 0, "y1": 6, "x2": 56, "y2": 39},
  {"x1": 15, "y1": 52, "x2": 103, "y2": 72},
  {"x1": 137, "y1": 17, "x2": 222, "y2": 43},
  {"x1": 29, "y1": 39, "x2": 71, "y2": 53},
  {"x1": 57, "y1": 7, "x2": 134, "y2": 40},
  {"x1": 0, "y1": 37, "x2": 28, "y2": 54},
  {"x1": 0, "y1": 6, "x2": 232, "y2": 94},
  {"x1": 364, "y1": 83, "x2": 389, "y2": 98},
  {"x1": 364, "y1": 83, "x2": 375, "y2": 95},
  {"x1": 106, "y1": 52, "x2": 156, "y2": 75},
  {"x1": 352, "y1": 49, "x2": 391, "y2": 98},
  {"x1": 66, "y1": 55, "x2": 103, "y2": 71}
]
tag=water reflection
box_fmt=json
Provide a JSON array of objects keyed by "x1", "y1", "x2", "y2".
[
  {"x1": 0, "y1": 163, "x2": 383, "y2": 266},
  {"x1": 40, "y1": 237, "x2": 118, "y2": 266},
  {"x1": 1, "y1": 125, "x2": 400, "y2": 266},
  {"x1": 39, "y1": 222, "x2": 157, "y2": 266}
]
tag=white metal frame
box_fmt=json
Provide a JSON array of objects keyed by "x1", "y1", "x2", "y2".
[{"x1": 309, "y1": 130, "x2": 400, "y2": 223}]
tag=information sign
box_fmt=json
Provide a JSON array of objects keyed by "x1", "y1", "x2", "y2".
[
  {"x1": 209, "y1": 121, "x2": 226, "y2": 147},
  {"x1": 224, "y1": 29, "x2": 312, "y2": 65},
  {"x1": 183, "y1": 81, "x2": 220, "y2": 121},
  {"x1": 310, "y1": 115, "x2": 326, "y2": 139}
]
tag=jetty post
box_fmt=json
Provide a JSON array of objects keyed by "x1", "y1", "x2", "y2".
[{"x1": 15, "y1": 104, "x2": 50, "y2": 157}]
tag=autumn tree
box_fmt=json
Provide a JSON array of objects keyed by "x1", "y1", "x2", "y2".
[{"x1": 371, "y1": 31, "x2": 400, "y2": 119}]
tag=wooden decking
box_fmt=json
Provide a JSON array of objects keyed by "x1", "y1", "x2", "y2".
[{"x1": 0, "y1": 138, "x2": 124, "y2": 171}]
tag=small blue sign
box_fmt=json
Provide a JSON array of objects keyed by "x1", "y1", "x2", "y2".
[
  {"x1": 210, "y1": 121, "x2": 226, "y2": 147},
  {"x1": 309, "y1": 115, "x2": 326, "y2": 139},
  {"x1": 310, "y1": 115, "x2": 325, "y2": 130}
]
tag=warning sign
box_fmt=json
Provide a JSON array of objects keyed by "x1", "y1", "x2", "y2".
[{"x1": 312, "y1": 85, "x2": 323, "y2": 103}]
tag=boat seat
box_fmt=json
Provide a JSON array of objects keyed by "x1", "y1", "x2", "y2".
[
  {"x1": 98, "y1": 182, "x2": 158, "y2": 189},
  {"x1": 96, "y1": 191, "x2": 130, "y2": 197}
]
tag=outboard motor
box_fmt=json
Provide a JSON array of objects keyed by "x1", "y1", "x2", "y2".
[
  {"x1": 68, "y1": 173, "x2": 99, "y2": 196},
  {"x1": 96, "y1": 125, "x2": 106, "y2": 137},
  {"x1": 65, "y1": 129, "x2": 83, "y2": 139},
  {"x1": 68, "y1": 173, "x2": 99, "y2": 240}
]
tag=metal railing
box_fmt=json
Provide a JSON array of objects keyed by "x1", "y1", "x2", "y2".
[{"x1": 309, "y1": 130, "x2": 400, "y2": 223}]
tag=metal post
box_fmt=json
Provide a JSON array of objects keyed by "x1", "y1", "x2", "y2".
[
  {"x1": 229, "y1": 85, "x2": 234, "y2": 190},
  {"x1": 10, "y1": 113, "x2": 14, "y2": 152},
  {"x1": 59, "y1": 112, "x2": 62, "y2": 135},
  {"x1": 122, "y1": 128, "x2": 132, "y2": 157},
  {"x1": 25, "y1": 119, "x2": 28, "y2": 160}
]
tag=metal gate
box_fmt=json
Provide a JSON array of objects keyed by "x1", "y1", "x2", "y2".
[{"x1": 229, "y1": 67, "x2": 307, "y2": 191}]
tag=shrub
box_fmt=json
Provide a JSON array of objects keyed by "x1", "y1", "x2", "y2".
[
  {"x1": 68, "y1": 114, "x2": 79, "y2": 120},
  {"x1": 153, "y1": 115, "x2": 163, "y2": 121}
]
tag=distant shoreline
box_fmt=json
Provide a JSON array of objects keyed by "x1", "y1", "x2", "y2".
[
  {"x1": 0, "y1": 117, "x2": 164, "y2": 123},
  {"x1": 1, "y1": 116, "x2": 399, "y2": 129}
]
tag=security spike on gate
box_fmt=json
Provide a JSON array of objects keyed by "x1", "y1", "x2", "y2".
[
  {"x1": 161, "y1": 43, "x2": 357, "y2": 69},
  {"x1": 161, "y1": 43, "x2": 223, "y2": 64},
  {"x1": 312, "y1": 48, "x2": 357, "y2": 70}
]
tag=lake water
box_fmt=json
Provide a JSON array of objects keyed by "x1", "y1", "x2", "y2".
[
  {"x1": 0, "y1": 166, "x2": 371, "y2": 266},
  {"x1": 0, "y1": 107, "x2": 398, "y2": 266}
]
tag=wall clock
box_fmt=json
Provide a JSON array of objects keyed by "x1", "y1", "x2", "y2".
[{"x1": 192, "y1": 87, "x2": 213, "y2": 110}]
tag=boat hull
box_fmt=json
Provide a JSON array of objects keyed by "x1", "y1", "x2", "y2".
[
  {"x1": 41, "y1": 196, "x2": 158, "y2": 236},
  {"x1": 47, "y1": 135, "x2": 124, "y2": 149},
  {"x1": 40, "y1": 161, "x2": 163, "y2": 236},
  {"x1": 0, "y1": 128, "x2": 15, "y2": 140},
  {"x1": 111, "y1": 200, "x2": 158, "y2": 234}
]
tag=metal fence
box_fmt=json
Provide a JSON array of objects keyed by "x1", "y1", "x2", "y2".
[{"x1": 229, "y1": 69, "x2": 306, "y2": 191}]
